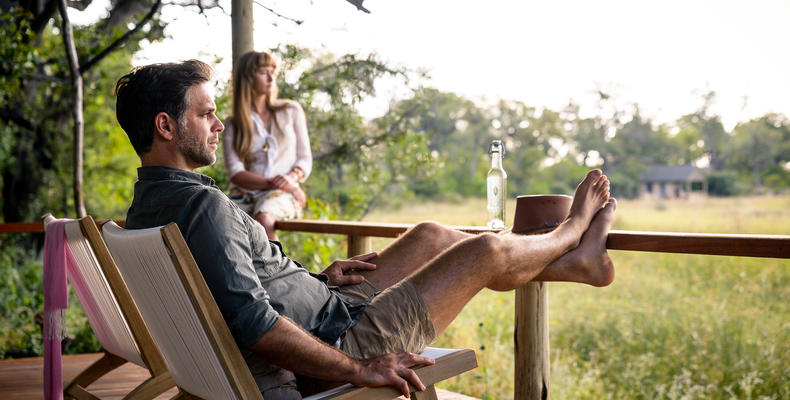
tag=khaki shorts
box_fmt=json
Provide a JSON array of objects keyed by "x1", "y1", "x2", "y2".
[{"x1": 337, "y1": 278, "x2": 436, "y2": 359}]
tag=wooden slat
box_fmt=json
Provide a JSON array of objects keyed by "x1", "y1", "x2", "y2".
[{"x1": 316, "y1": 349, "x2": 478, "y2": 400}]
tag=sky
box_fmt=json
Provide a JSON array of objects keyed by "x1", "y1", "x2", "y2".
[{"x1": 73, "y1": 0, "x2": 790, "y2": 130}]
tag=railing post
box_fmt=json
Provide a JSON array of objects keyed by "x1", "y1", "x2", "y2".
[
  {"x1": 512, "y1": 195, "x2": 572, "y2": 400},
  {"x1": 347, "y1": 235, "x2": 372, "y2": 257},
  {"x1": 515, "y1": 282, "x2": 550, "y2": 399}
]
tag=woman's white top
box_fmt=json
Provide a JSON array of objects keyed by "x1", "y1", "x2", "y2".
[{"x1": 223, "y1": 101, "x2": 312, "y2": 194}]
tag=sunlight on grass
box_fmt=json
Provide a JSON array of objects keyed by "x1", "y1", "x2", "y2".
[{"x1": 365, "y1": 196, "x2": 790, "y2": 399}]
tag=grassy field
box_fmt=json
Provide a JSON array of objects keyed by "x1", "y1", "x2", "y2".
[{"x1": 364, "y1": 196, "x2": 790, "y2": 399}]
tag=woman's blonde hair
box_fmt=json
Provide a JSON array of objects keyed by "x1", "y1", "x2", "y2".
[{"x1": 231, "y1": 50, "x2": 289, "y2": 167}]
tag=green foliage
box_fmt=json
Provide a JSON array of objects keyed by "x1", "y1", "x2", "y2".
[
  {"x1": 728, "y1": 114, "x2": 790, "y2": 193},
  {"x1": 0, "y1": 235, "x2": 44, "y2": 358},
  {"x1": 269, "y1": 45, "x2": 438, "y2": 219},
  {"x1": 706, "y1": 170, "x2": 742, "y2": 196}
]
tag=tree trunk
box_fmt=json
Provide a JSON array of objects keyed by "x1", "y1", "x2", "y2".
[
  {"x1": 57, "y1": 0, "x2": 86, "y2": 218},
  {"x1": 231, "y1": 0, "x2": 254, "y2": 71}
]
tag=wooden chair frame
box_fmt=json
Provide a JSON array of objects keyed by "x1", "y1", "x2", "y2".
[
  {"x1": 42, "y1": 215, "x2": 174, "y2": 399},
  {"x1": 102, "y1": 221, "x2": 476, "y2": 399}
]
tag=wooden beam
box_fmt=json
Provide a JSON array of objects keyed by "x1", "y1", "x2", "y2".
[
  {"x1": 275, "y1": 220, "x2": 493, "y2": 238},
  {"x1": 276, "y1": 220, "x2": 790, "y2": 259},
  {"x1": 607, "y1": 230, "x2": 790, "y2": 258},
  {"x1": 3, "y1": 220, "x2": 788, "y2": 258}
]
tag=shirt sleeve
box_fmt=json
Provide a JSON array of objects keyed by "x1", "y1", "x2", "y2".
[
  {"x1": 290, "y1": 102, "x2": 312, "y2": 180},
  {"x1": 180, "y1": 189, "x2": 280, "y2": 348},
  {"x1": 222, "y1": 118, "x2": 247, "y2": 180}
]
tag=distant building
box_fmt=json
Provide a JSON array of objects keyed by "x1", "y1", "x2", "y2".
[{"x1": 641, "y1": 165, "x2": 706, "y2": 199}]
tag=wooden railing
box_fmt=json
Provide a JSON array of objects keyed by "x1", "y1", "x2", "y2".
[
  {"x1": 274, "y1": 220, "x2": 790, "y2": 400},
  {"x1": 4, "y1": 220, "x2": 789, "y2": 399}
]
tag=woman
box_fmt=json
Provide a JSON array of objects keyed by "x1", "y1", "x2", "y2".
[{"x1": 223, "y1": 50, "x2": 312, "y2": 240}]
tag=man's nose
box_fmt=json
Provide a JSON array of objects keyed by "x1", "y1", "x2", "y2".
[{"x1": 214, "y1": 118, "x2": 224, "y2": 132}]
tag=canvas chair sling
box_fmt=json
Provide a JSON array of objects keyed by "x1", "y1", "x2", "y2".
[
  {"x1": 101, "y1": 220, "x2": 477, "y2": 400},
  {"x1": 42, "y1": 215, "x2": 174, "y2": 400}
]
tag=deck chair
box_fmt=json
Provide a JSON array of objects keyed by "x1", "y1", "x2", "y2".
[
  {"x1": 101, "y1": 221, "x2": 477, "y2": 400},
  {"x1": 42, "y1": 215, "x2": 174, "y2": 399}
]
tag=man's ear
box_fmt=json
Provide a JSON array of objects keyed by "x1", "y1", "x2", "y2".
[{"x1": 154, "y1": 112, "x2": 177, "y2": 141}]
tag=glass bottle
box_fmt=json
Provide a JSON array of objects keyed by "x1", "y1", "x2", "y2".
[{"x1": 487, "y1": 140, "x2": 507, "y2": 229}]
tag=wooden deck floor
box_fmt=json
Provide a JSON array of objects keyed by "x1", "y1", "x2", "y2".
[{"x1": 0, "y1": 353, "x2": 477, "y2": 399}]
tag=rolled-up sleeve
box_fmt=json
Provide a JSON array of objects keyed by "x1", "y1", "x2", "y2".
[
  {"x1": 222, "y1": 119, "x2": 246, "y2": 180},
  {"x1": 182, "y1": 190, "x2": 280, "y2": 347},
  {"x1": 291, "y1": 102, "x2": 312, "y2": 180}
]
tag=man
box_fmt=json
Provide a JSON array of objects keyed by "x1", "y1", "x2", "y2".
[{"x1": 114, "y1": 60, "x2": 616, "y2": 399}]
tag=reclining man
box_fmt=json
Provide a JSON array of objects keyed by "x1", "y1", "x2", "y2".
[{"x1": 114, "y1": 60, "x2": 617, "y2": 399}]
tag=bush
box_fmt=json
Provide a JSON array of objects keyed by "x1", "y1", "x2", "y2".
[{"x1": 706, "y1": 171, "x2": 741, "y2": 196}]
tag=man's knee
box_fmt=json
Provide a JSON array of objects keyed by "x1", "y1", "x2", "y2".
[
  {"x1": 411, "y1": 221, "x2": 447, "y2": 238},
  {"x1": 470, "y1": 232, "x2": 508, "y2": 265},
  {"x1": 255, "y1": 212, "x2": 276, "y2": 227}
]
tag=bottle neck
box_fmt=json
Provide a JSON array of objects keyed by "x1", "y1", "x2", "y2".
[{"x1": 490, "y1": 151, "x2": 503, "y2": 169}]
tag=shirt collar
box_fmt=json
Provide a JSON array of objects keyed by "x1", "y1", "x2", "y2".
[{"x1": 137, "y1": 166, "x2": 217, "y2": 187}]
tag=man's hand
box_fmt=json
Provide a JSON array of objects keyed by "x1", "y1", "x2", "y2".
[
  {"x1": 321, "y1": 252, "x2": 377, "y2": 286},
  {"x1": 350, "y1": 352, "x2": 436, "y2": 397}
]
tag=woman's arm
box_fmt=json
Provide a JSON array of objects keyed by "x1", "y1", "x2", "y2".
[
  {"x1": 291, "y1": 102, "x2": 312, "y2": 181},
  {"x1": 229, "y1": 170, "x2": 274, "y2": 191},
  {"x1": 223, "y1": 118, "x2": 274, "y2": 191}
]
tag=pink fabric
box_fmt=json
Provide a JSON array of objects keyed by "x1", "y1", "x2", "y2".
[{"x1": 43, "y1": 220, "x2": 75, "y2": 400}]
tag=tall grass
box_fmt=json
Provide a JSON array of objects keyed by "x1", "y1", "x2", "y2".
[{"x1": 365, "y1": 196, "x2": 790, "y2": 399}]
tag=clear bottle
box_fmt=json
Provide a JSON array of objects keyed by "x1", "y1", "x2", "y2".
[{"x1": 487, "y1": 140, "x2": 507, "y2": 229}]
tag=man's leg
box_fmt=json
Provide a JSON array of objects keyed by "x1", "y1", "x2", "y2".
[
  {"x1": 407, "y1": 170, "x2": 612, "y2": 334},
  {"x1": 359, "y1": 169, "x2": 610, "y2": 290}
]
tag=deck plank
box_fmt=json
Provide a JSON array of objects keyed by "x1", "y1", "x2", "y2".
[{"x1": 0, "y1": 354, "x2": 477, "y2": 400}]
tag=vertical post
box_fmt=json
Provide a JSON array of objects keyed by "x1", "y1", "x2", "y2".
[
  {"x1": 511, "y1": 195, "x2": 572, "y2": 400},
  {"x1": 347, "y1": 235, "x2": 372, "y2": 258},
  {"x1": 515, "y1": 282, "x2": 550, "y2": 400},
  {"x1": 231, "y1": 0, "x2": 254, "y2": 69}
]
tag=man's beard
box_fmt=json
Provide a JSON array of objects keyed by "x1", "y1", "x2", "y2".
[{"x1": 175, "y1": 119, "x2": 216, "y2": 167}]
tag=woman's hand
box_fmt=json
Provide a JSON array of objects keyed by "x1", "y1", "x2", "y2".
[
  {"x1": 291, "y1": 186, "x2": 307, "y2": 208},
  {"x1": 271, "y1": 174, "x2": 298, "y2": 193}
]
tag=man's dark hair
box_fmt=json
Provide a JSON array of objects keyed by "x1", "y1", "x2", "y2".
[{"x1": 114, "y1": 60, "x2": 214, "y2": 155}]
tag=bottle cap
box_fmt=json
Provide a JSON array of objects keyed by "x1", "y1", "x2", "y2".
[{"x1": 489, "y1": 140, "x2": 505, "y2": 157}]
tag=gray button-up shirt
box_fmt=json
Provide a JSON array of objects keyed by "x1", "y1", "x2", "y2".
[{"x1": 125, "y1": 166, "x2": 367, "y2": 349}]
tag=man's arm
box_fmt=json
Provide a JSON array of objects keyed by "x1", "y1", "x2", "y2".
[{"x1": 249, "y1": 317, "x2": 435, "y2": 397}]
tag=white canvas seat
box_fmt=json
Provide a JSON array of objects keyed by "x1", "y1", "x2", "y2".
[
  {"x1": 42, "y1": 215, "x2": 173, "y2": 400},
  {"x1": 101, "y1": 221, "x2": 477, "y2": 399}
]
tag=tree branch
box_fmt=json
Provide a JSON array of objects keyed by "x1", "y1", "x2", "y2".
[
  {"x1": 78, "y1": 0, "x2": 162, "y2": 75},
  {"x1": 254, "y1": 0, "x2": 303, "y2": 25},
  {"x1": 344, "y1": 0, "x2": 370, "y2": 13},
  {"x1": 314, "y1": 102, "x2": 421, "y2": 162}
]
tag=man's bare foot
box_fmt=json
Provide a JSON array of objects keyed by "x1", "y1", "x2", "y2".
[
  {"x1": 553, "y1": 198, "x2": 617, "y2": 287},
  {"x1": 566, "y1": 169, "x2": 610, "y2": 232}
]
